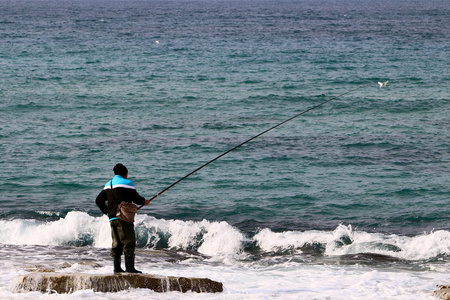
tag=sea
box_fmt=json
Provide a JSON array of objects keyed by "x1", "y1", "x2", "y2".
[{"x1": 0, "y1": 0, "x2": 449, "y2": 298}]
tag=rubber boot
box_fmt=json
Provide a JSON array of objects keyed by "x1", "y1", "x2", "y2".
[
  {"x1": 113, "y1": 255, "x2": 125, "y2": 273},
  {"x1": 125, "y1": 255, "x2": 142, "y2": 273}
]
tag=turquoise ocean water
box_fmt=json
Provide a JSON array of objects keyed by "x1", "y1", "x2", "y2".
[{"x1": 0, "y1": 0, "x2": 449, "y2": 298}]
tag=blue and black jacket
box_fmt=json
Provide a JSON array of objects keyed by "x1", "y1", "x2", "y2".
[{"x1": 95, "y1": 175, "x2": 146, "y2": 220}]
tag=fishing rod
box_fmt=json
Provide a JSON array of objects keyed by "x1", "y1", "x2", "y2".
[{"x1": 139, "y1": 84, "x2": 369, "y2": 208}]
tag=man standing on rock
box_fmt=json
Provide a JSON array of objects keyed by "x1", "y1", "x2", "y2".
[{"x1": 96, "y1": 163, "x2": 151, "y2": 273}]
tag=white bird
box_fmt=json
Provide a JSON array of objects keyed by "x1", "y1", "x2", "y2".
[
  {"x1": 378, "y1": 81, "x2": 389, "y2": 88},
  {"x1": 155, "y1": 40, "x2": 160, "y2": 44}
]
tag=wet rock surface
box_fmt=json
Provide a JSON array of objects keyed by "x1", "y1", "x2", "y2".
[
  {"x1": 12, "y1": 273, "x2": 223, "y2": 294},
  {"x1": 434, "y1": 285, "x2": 450, "y2": 300}
]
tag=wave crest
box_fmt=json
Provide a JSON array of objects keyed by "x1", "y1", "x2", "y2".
[{"x1": 0, "y1": 212, "x2": 449, "y2": 261}]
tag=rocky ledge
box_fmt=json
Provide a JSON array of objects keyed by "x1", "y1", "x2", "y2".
[
  {"x1": 435, "y1": 285, "x2": 450, "y2": 300},
  {"x1": 12, "y1": 273, "x2": 223, "y2": 294}
]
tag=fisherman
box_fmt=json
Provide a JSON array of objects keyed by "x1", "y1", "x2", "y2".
[{"x1": 95, "y1": 163, "x2": 151, "y2": 273}]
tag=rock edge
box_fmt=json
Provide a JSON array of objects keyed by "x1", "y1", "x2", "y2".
[
  {"x1": 12, "y1": 273, "x2": 223, "y2": 294},
  {"x1": 435, "y1": 285, "x2": 450, "y2": 300}
]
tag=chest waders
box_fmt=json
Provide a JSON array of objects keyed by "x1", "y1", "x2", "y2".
[{"x1": 110, "y1": 181, "x2": 142, "y2": 274}]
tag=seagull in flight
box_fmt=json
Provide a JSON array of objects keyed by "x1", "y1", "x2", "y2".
[{"x1": 378, "y1": 81, "x2": 389, "y2": 88}]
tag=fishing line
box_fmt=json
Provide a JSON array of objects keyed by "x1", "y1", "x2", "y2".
[{"x1": 140, "y1": 84, "x2": 369, "y2": 207}]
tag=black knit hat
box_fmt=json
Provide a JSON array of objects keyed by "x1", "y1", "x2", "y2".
[{"x1": 113, "y1": 163, "x2": 128, "y2": 176}]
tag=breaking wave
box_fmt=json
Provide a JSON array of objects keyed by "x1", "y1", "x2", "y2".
[{"x1": 0, "y1": 211, "x2": 449, "y2": 261}]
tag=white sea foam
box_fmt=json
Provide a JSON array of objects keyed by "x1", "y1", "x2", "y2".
[
  {"x1": 255, "y1": 224, "x2": 450, "y2": 261},
  {"x1": 1, "y1": 213, "x2": 450, "y2": 262},
  {"x1": 1, "y1": 256, "x2": 447, "y2": 300},
  {"x1": 137, "y1": 215, "x2": 245, "y2": 256},
  {"x1": 0, "y1": 213, "x2": 449, "y2": 299},
  {"x1": 36, "y1": 211, "x2": 61, "y2": 217},
  {"x1": 0, "y1": 212, "x2": 106, "y2": 246}
]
